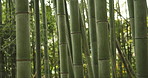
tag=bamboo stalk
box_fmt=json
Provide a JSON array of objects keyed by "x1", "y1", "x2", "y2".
[
  {"x1": 87, "y1": 0, "x2": 98, "y2": 77},
  {"x1": 95, "y1": 0, "x2": 110, "y2": 77},
  {"x1": 116, "y1": 39, "x2": 136, "y2": 78},
  {"x1": 34, "y1": 0, "x2": 41, "y2": 77},
  {"x1": 79, "y1": 10, "x2": 94, "y2": 78},
  {"x1": 134, "y1": 0, "x2": 148, "y2": 77},
  {"x1": 64, "y1": 1, "x2": 74, "y2": 78},
  {"x1": 57, "y1": 0, "x2": 69, "y2": 77},
  {"x1": 40, "y1": 0, "x2": 50, "y2": 78},
  {"x1": 127, "y1": 0, "x2": 135, "y2": 48},
  {"x1": 16, "y1": 0, "x2": 31, "y2": 77},
  {"x1": 109, "y1": 0, "x2": 117, "y2": 77},
  {"x1": 69, "y1": 0, "x2": 84, "y2": 77}
]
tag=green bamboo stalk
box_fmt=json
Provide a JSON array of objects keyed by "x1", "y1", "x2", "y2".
[
  {"x1": 16, "y1": 0, "x2": 31, "y2": 77},
  {"x1": 34, "y1": 0, "x2": 41, "y2": 77},
  {"x1": 80, "y1": 0, "x2": 85, "y2": 24},
  {"x1": 127, "y1": 2, "x2": 135, "y2": 75},
  {"x1": 40, "y1": 0, "x2": 49, "y2": 78},
  {"x1": 87, "y1": 0, "x2": 98, "y2": 77},
  {"x1": 134, "y1": 0, "x2": 148, "y2": 77},
  {"x1": 64, "y1": 1, "x2": 74, "y2": 78},
  {"x1": 68, "y1": 56, "x2": 74, "y2": 78},
  {"x1": 109, "y1": 0, "x2": 117, "y2": 78},
  {"x1": 116, "y1": 39, "x2": 135, "y2": 78},
  {"x1": 79, "y1": 3, "x2": 94, "y2": 77},
  {"x1": 57, "y1": 0, "x2": 69, "y2": 78},
  {"x1": 95, "y1": 0, "x2": 110, "y2": 77},
  {"x1": 115, "y1": 4, "x2": 122, "y2": 77},
  {"x1": 70, "y1": 0, "x2": 84, "y2": 77},
  {"x1": 127, "y1": 0, "x2": 135, "y2": 47},
  {"x1": 65, "y1": 0, "x2": 73, "y2": 61},
  {"x1": 53, "y1": 0, "x2": 57, "y2": 14},
  {"x1": 52, "y1": 0, "x2": 61, "y2": 77},
  {"x1": 80, "y1": 14, "x2": 94, "y2": 78},
  {"x1": 30, "y1": 1, "x2": 36, "y2": 75}
]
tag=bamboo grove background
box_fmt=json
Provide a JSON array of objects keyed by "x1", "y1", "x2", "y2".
[{"x1": 0, "y1": 0, "x2": 147, "y2": 78}]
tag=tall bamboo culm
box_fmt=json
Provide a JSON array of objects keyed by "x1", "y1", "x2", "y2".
[
  {"x1": 134, "y1": 0, "x2": 148, "y2": 78},
  {"x1": 127, "y1": 0, "x2": 135, "y2": 50},
  {"x1": 34, "y1": 0, "x2": 41, "y2": 77},
  {"x1": 64, "y1": 1, "x2": 74, "y2": 78},
  {"x1": 16, "y1": 0, "x2": 31, "y2": 77},
  {"x1": 70, "y1": 0, "x2": 83, "y2": 78},
  {"x1": 109, "y1": 0, "x2": 116, "y2": 78},
  {"x1": 57, "y1": 0, "x2": 69, "y2": 78},
  {"x1": 40, "y1": 0, "x2": 49, "y2": 78},
  {"x1": 79, "y1": 10, "x2": 94, "y2": 78},
  {"x1": 95, "y1": 0, "x2": 110, "y2": 77},
  {"x1": 87, "y1": 0, "x2": 98, "y2": 77}
]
